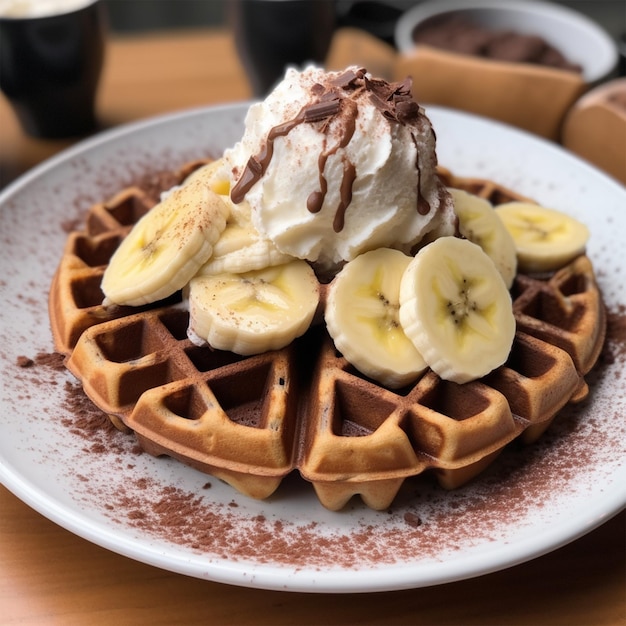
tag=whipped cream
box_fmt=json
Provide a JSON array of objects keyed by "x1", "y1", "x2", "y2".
[{"x1": 226, "y1": 66, "x2": 455, "y2": 272}]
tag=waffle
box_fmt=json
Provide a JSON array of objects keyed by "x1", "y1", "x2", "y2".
[{"x1": 49, "y1": 161, "x2": 606, "y2": 510}]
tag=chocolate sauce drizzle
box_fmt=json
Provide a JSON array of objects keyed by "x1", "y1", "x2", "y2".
[{"x1": 230, "y1": 68, "x2": 432, "y2": 232}]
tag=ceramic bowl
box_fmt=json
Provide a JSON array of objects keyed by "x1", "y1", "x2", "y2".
[{"x1": 393, "y1": 0, "x2": 619, "y2": 139}]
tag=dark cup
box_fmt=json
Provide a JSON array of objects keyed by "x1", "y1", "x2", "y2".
[
  {"x1": 0, "y1": 0, "x2": 106, "y2": 139},
  {"x1": 228, "y1": 0, "x2": 337, "y2": 97},
  {"x1": 228, "y1": 0, "x2": 404, "y2": 97}
]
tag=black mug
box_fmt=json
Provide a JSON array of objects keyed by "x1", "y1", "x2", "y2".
[
  {"x1": 228, "y1": 0, "x2": 402, "y2": 97},
  {"x1": 0, "y1": 0, "x2": 107, "y2": 139}
]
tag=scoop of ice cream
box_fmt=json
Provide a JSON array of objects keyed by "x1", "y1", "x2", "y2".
[{"x1": 226, "y1": 66, "x2": 455, "y2": 272}]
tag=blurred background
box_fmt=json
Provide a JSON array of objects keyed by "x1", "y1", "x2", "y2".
[
  {"x1": 102, "y1": 1, "x2": 623, "y2": 39},
  {"x1": 1, "y1": 0, "x2": 624, "y2": 188}
]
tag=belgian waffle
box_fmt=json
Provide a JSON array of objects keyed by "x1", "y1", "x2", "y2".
[{"x1": 49, "y1": 161, "x2": 606, "y2": 510}]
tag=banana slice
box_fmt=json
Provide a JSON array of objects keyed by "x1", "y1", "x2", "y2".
[
  {"x1": 197, "y1": 198, "x2": 293, "y2": 276},
  {"x1": 325, "y1": 248, "x2": 428, "y2": 389},
  {"x1": 182, "y1": 158, "x2": 231, "y2": 196},
  {"x1": 188, "y1": 260, "x2": 319, "y2": 355},
  {"x1": 185, "y1": 158, "x2": 291, "y2": 274},
  {"x1": 449, "y1": 188, "x2": 517, "y2": 288},
  {"x1": 399, "y1": 237, "x2": 515, "y2": 384},
  {"x1": 101, "y1": 177, "x2": 229, "y2": 307},
  {"x1": 494, "y1": 202, "x2": 589, "y2": 273}
]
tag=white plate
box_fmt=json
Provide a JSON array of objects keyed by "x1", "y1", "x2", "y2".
[{"x1": 0, "y1": 103, "x2": 625, "y2": 593}]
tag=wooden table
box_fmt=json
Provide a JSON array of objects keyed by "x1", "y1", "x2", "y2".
[{"x1": 1, "y1": 28, "x2": 624, "y2": 626}]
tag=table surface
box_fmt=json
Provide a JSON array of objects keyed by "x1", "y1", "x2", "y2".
[{"x1": 1, "y1": 27, "x2": 625, "y2": 626}]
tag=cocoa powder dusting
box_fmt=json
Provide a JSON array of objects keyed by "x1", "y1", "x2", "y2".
[
  {"x1": 16, "y1": 355, "x2": 34, "y2": 368},
  {"x1": 21, "y1": 299, "x2": 625, "y2": 570},
  {"x1": 34, "y1": 351, "x2": 65, "y2": 371},
  {"x1": 602, "y1": 304, "x2": 626, "y2": 364}
]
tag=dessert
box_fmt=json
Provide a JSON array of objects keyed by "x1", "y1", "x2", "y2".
[
  {"x1": 49, "y1": 67, "x2": 605, "y2": 510},
  {"x1": 224, "y1": 66, "x2": 456, "y2": 274},
  {"x1": 412, "y1": 14, "x2": 582, "y2": 72}
]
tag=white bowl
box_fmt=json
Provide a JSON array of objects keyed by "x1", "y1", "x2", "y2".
[{"x1": 395, "y1": 0, "x2": 618, "y2": 84}]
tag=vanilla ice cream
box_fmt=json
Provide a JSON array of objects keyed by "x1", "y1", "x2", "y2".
[{"x1": 226, "y1": 66, "x2": 455, "y2": 272}]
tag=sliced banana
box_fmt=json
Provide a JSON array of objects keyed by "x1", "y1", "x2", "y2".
[
  {"x1": 188, "y1": 260, "x2": 319, "y2": 355},
  {"x1": 399, "y1": 237, "x2": 515, "y2": 384},
  {"x1": 182, "y1": 158, "x2": 231, "y2": 196},
  {"x1": 325, "y1": 248, "x2": 428, "y2": 389},
  {"x1": 101, "y1": 177, "x2": 229, "y2": 307},
  {"x1": 449, "y1": 188, "x2": 517, "y2": 288},
  {"x1": 197, "y1": 198, "x2": 293, "y2": 276},
  {"x1": 494, "y1": 202, "x2": 589, "y2": 273},
  {"x1": 184, "y1": 158, "x2": 291, "y2": 274}
]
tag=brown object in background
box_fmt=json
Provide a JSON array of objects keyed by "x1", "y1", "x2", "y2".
[
  {"x1": 413, "y1": 15, "x2": 582, "y2": 72},
  {"x1": 394, "y1": 46, "x2": 586, "y2": 140},
  {"x1": 562, "y1": 78, "x2": 626, "y2": 186}
]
